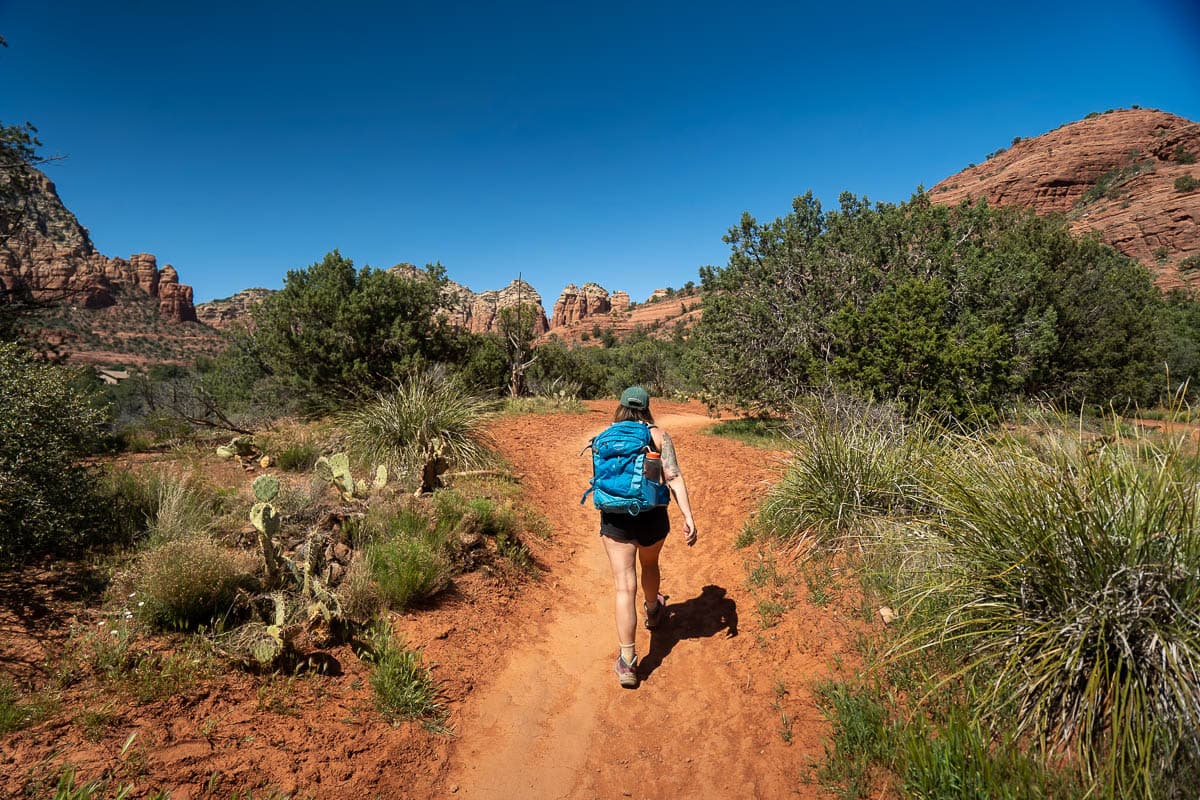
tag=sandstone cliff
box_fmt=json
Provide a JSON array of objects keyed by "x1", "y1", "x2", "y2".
[
  {"x1": 931, "y1": 108, "x2": 1200, "y2": 290},
  {"x1": 552, "y1": 282, "x2": 612, "y2": 327},
  {"x1": 0, "y1": 167, "x2": 198, "y2": 322},
  {"x1": 195, "y1": 288, "x2": 274, "y2": 329}
]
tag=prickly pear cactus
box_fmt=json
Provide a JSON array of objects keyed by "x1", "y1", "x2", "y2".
[
  {"x1": 315, "y1": 452, "x2": 358, "y2": 501},
  {"x1": 216, "y1": 445, "x2": 235, "y2": 460},
  {"x1": 250, "y1": 502, "x2": 280, "y2": 535},
  {"x1": 253, "y1": 474, "x2": 280, "y2": 503},
  {"x1": 373, "y1": 464, "x2": 388, "y2": 489}
]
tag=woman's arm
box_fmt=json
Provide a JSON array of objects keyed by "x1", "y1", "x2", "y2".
[{"x1": 659, "y1": 431, "x2": 698, "y2": 546}]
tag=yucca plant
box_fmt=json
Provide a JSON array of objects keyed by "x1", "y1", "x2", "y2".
[
  {"x1": 340, "y1": 370, "x2": 497, "y2": 493},
  {"x1": 758, "y1": 395, "x2": 942, "y2": 548},
  {"x1": 909, "y1": 432, "x2": 1200, "y2": 797}
]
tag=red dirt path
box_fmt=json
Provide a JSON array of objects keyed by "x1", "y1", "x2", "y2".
[{"x1": 445, "y1": 401, "x2": 854, "y2": 799}]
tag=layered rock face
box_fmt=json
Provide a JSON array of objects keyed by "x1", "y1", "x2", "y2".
[
  {"x1": 468, "y1": 279, "x2": 550, "y2": 335},
  {"x1": 931, "y1": 108, "x2": 1200, "y2": 290},
  {"x1": 552, "y1": 282, "x2": 612, "y2": 327},
  {"x1": 195, "y1": 288, "x2": 274, "y2": 329},
  {"x1": 0, "y1": 168, "x2": 197, "y2": 322}
]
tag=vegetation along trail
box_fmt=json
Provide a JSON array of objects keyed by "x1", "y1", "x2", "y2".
[{"x1": 447, "y1": 400, "x2": 855, "y2": 799}]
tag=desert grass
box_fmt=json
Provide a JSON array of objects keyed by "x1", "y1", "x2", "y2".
[
  {"x1": 366, "y1": 622, "x2": 445, "y2": 728},
  {"x1": 755, "y1": 396, "x2": 943, "y2": 548},
  {"x1": 899, "y1": 431, "x2": 1200, "y2": 797},
  {"x1": 135, "y1": 538, "x2": 256, "y2": 629}
]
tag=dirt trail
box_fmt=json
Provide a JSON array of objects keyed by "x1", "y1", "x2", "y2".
[{"x1": 447, "y1": 401, "x2": 853, "y2": 799}]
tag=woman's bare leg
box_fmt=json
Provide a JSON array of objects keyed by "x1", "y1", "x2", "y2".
[
  {"x1": 638, "y1": 539, "x2": 666, "y2": 612},
  {"x1": 601, "y1": 535, "x2": 639, "y2": 662}
]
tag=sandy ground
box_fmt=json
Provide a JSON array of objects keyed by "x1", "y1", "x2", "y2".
[{"x1": 445, "y1": 401, "x2": 855, "y2": 800}]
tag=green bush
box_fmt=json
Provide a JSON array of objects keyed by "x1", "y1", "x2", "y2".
[
  {"x1": 366, "y1": 622, "x2": 444, "y2": 726},
  {"x1": 695, "y1": 192, "x2": 1164, "y2": 417},
  {"x1": 0, "y1": 343, "x2": 109, "y2": 564},
  {"x1": 909, "y1": 435, "x2": 1200, "y2": 796},
  {"x1": 1175, "y1": 174, "x2": 1200, "y2": 193},
  {"x1": 136, "y1": 538, "x2": 254, "y2": 629},
  {"x1": 276, "y1": 440, "x2": 319, "y2": 472}
]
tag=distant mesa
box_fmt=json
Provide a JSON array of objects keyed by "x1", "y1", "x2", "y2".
[
  {"x1": 0, "y1": 167, "x2": 198, "y2": 322},
  {"x1": 931, "y1": 107, "x2": 1200, "y2": 291}
]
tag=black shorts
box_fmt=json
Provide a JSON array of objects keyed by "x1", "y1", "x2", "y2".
[{"x1": 599, "y1": 506, "x2": 670, "y2": 548}]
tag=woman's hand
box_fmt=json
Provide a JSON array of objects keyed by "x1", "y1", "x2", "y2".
[{"x1": 683, "y1": 516, "x2": 698, "y2": 547}]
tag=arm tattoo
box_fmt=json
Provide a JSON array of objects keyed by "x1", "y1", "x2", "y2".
[{"x1": 660, "y1": 432, "x2": 682, "y2": 479}]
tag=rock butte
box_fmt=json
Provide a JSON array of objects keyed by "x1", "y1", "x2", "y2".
[
  {"x1": 0, "y1": 169, "x2": 197, "y2": 322},
  {"x1": 931, "y1": 107, "x2": 1200, "y2": 291}
]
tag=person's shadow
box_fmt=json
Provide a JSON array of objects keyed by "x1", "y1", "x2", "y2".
[{"x1": 639, "y1": 584, "x2": 738, "y2": 681}]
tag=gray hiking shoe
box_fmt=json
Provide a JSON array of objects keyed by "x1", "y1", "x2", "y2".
[
  {"x1": 614, "y1": 654, "x2": 639, "y2": 688},
  {"x1": 644, "y1": 594, "x2": 667, "y2": 629}
]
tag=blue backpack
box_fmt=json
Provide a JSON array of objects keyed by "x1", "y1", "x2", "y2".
[{"x1": 581, "y1": 421, "x2": 671, "y2": 515}]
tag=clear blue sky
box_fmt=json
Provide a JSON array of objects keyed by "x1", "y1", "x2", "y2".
[{"x1": 2, "y1": 0, "x2": 1198, "y2": 304}]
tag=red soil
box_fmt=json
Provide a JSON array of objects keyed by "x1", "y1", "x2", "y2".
[{"x1": 2, "y1": 402, "x2": 860, "y2": 798}]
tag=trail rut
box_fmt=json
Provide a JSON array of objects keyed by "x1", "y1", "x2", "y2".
[{"x1": 446, "y1": 401, "x2": 855, "y2": 799}]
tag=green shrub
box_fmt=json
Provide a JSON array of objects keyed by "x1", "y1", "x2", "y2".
[
  {"x1": 705, "y1": 417, "x2": 790, "y2": 449},
  {"x1": 136, "y1": 538, "x2": 254, "y2": 629},
  {"x1": 0, "y1": 343, "x2": 108, "y2": 564},
  {"x1": 909, "y1": 434, "x2": 1200, "y2": 796},
  {"x1": 276, "y1": 440, "x2": 319, "y2": 472},
  {"x1": 366, "y1": 622, "x2": 444, "y2": 726},
  {"x1": 1175, "y1": 174, "x2": 1200, "y2": 193},
  {"x1": 1173, "y1": 145, "x2": 1197, "y2": 165},
  {"x1": 95, "y1": 468, "x2": 158, "y2": 547},
  {"x1": 1179, "y1": 254, "x2": 1200, "y2": 272}
]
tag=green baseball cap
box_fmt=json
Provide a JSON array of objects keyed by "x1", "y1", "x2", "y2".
[{"x1": 619, "y1": 386, "x2": 650, "y2": 410}]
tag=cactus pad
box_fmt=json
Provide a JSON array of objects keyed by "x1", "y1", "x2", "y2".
[
  {"x1": 251, "y1": 502, "x2": 281, "y2": 536},
  {"x1": 253, "y1": 474, "x2": 280, "y2": 502}
]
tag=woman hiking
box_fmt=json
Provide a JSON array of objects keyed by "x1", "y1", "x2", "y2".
[{"x1": 594, "y1": 386, "x2": 698, "y2": 688}]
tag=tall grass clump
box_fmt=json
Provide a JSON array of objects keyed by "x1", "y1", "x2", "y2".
[
  {"x1": 340, "y1": 369, "x2": 497, "y2": 493},
  {"x1": 365, "y1": 622, "x2": 445, "y2": 727},
  {"x1": 757, "y1": 395, "x2": 941, "y2": 548},
  {"x1": 364, "y1": 507, "x2": 456, "y2": 610},
  {"x1": 145, "y1": 477, "x2": 217, "y2": 545},
  {"x1": 135, "y1": 538, "x2": 255, "y2": 629},
  {"x1": 909, "y1": 433, "x2": 1200, "y2": 797}
]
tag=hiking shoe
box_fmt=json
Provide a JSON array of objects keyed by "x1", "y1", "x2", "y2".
[
  {"x1": 644, "y1": 594, "x2": 667, "y2": 629},
  {"x1": 614, "y1": 654, "x2": 639, "y2": 688}
]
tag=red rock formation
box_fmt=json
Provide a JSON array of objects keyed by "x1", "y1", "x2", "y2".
[
  {"x1": 195, "y1": 288, "x2": 274, "y2": 329},
  {"x1": 468, "y1": 280, "x2": 550, "y2": 335},
  {"x1": 551, "y1": 282, "x2": 612, "y2": 327},
  {"x1": 931, "y1": 108, "x2": 1200, "y2": 290},
  {"x1": 0, "y1": 167, "x2": 199, "y2": 321}
]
